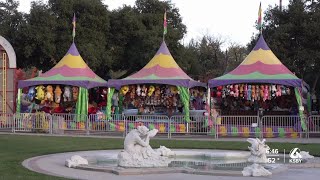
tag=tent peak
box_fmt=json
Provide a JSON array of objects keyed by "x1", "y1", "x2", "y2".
[
  {"x1": 155, "y1": 41, "x2": 171, "y2": 56},
  {"x1": 253, "y1": 35, "x2": 270, "y2": 51},
  {"x1": 66, "y1": 42, "x2": 80, "y2": 56}
]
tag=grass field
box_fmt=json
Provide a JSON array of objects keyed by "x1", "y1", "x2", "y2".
[{"x1": 0, "y1": 134, "x2": 319, "y2": 180}]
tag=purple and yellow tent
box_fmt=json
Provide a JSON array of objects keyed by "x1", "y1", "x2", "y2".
[
  {"x1": 208, "y1": 35, "x2": 308, "y2": 130},
  {"x1": 18, "y1": 43, "x2": 107, "y2": 89},
  {"x1": 108, "y1": 41, "x2": 205, "y2": 89},
  {"x1": 107, "y1": 41, "x2": 205, "y2": 121},
  {"x1": 209, "y1": 35, "x2": 302, "y2": 88},
  {"x1": 17, "y1": 43, "x2": 107, "y2": 115}
]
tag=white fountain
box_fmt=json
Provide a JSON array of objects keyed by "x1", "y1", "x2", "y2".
[
  {"x1": 242, "y1": 138, "x2": 272, "y2": 177},
  {"x1": 118, "y1": 126, "x2": 175, "y2": 167}
]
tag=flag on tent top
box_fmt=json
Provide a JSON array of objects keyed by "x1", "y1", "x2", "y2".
[
  {"x1": 72, "y1": 13, "x2": 76, "y2": 41},
  {"x1": 163, "y1": 10, "x2": 167, "y2": 36},
  {"x1": 257, "y1": 2, "x2": 262, "y2": 32}
]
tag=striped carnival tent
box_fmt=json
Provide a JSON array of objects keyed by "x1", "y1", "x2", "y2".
[
  {"x1": 209, "y1": 35, "x2": 302, "y2": 88},
  {"x1": 208, "y1": 35, "x2": 309, "y2": 131},
  {"x1": 18, "y1": 43, "x2": 107, "y2": 89},
  {"x1": 17, "y1": 43, "x2": 107, "y2": 115},
  {"x1": 108, "y1": 41, "x2": 205, "y2": 89},
  {"x1": 107, "y1": 41, "x2": 205, "y2": 121}
]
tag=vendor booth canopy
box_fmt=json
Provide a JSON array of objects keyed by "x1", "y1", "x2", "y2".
[
  {"x1": 108, "y1": 41, "x2": 206, "y2": 89},
  {"x1": 208, "y1": 35, "x2": 302, "y2": 88},
  {"x1": 18, "y1": 43, "x2": 107, "y2": 89}
]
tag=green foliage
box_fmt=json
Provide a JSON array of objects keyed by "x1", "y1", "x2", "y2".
[{"x1": 180, "y1": 36, "x2": 247, "y2": 81}]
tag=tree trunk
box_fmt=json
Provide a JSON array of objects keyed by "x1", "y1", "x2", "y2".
[{"x1": 312, "y1": 73, "x2": 320, "y2": 94}]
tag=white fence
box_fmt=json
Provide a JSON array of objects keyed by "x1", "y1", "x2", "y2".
[
  {"x1": 308, "y1": 116, "x2": 320, "y2": 138},
  {"x1": 0, "y1": 113, "x2": 319, "y2": 138}
]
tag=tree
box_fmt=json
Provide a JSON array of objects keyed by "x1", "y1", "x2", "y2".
[
  {"x1": 0, "y1": 0, "x2": 25, "y2": 67},
  {"x1": 16, "y1": 0, "x2": 111, "y2": 75},
  {"x1": 225, "y1": 43, "x2": 247, "y2": 73},
  {"x1": 109, "y1": 0, "x2": 187, "y2": 78},
  {"x1": 0, "y1": 0, "x2": 24, "y2": 40}
]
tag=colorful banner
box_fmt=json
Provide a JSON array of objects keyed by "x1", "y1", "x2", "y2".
[
  {"x1": 294, "y1": 87, "x2": 307, "y2": 131},
  {"x1": 106, "y1": 87, "x2": 115, "y2": 120},
  {"x1": 75, "y1": 87, "x2": 88, "y2": 121},
  {"x1": 16, "y1": 88, "x2": 22, "y2": 113},
  {"x1": 177, "y1": 86, "x2": 190, "y2": 122}
]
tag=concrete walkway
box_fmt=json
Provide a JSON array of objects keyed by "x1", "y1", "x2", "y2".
[{"x1": 1, "y1": 132, "x2": 320, "y2": 144}]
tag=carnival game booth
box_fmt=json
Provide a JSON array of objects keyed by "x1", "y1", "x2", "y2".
[
  {"x1": 107, "y1": 41, "x2": 206, "y2": 135},
  {"x1": 17, "y1": 43, "x2": 108, "y2": 133},
  {"x1": 208, "y1": 35, "x2": 310, "y2": 138}
]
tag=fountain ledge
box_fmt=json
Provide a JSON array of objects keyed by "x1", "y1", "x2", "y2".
[{"x1": 74, "y1": 163, "x2": 288, "y2": 176}]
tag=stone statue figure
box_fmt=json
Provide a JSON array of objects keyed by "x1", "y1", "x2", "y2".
[
  {"x1": 118, "y1": 126, "x2": 175, "y2": 167},
  {"x1": 247, "y1": 138, "x2": 269, "y2": 163},
  {"x1": 242, "y1": 138, "x2": 272, "y2": 177}
]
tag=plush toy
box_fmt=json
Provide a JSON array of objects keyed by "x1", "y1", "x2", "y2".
[
  {"x1": 136, "y1": 85, "x2": 141, "y2": 96},
  {"x1": 35, "y1": 85, "x2": 45, "y2": 100},
  {"x1": 234, "y1": 84, "x2": 239, "y2": 97},
  {"x1": 244, "y1": 84, "x2": 248, "y2": 99},
  {"x1": 63, "y1": 86, "x2": 72, "y2": 102},
  {"x1": 217, "y1": 86, "x2": 223, "y2": 91},
  {"x1": 72, "y1": 87, "x2": 79, "y2": 101},
  {"x1": 281, "y1": 85, "x2": 287, "y2": 95},
  {"x1": 45, "y1": 85, "x2": 54, "y2": 102},
  {"x1": 260, "y1": 85, "x2": 264, "y2": 99},
  {"x1": 112, "y1": 92, "x2": 119, "y2": 107},
  {"x1": 27, "y1": 86, "x2": 36, "y2": 101},
  {"x1": 120, "y1": 85, "x2": 129, "y2": 95},
  {"x1": 129, "y1": 85, "x2": 136, "y2": 99},
  {"x1": 170, "y1": 86, "x2": 179, "y2": 95},
  {"x1": 100, "y1": 88, "x2": 108, "y2": 100},
  {"x1": 251, "y1": 85, "x2": 256, "y2": 100},
  {"x1": 239, "y1": 84, "x2": 244, "y2": 97},
  {"x1": 256, "y1": 85, "x2": 260, "y2": 100},
  {"x1": 247, "y1": 85, "x2": 252, "y2": 101},
  {"x1": 286, "y1": 87, "x2": 291, "y2": 95},
  {"x1": 226, "y1": 85, "x2": 230, "y2": 95},
  {"x1": 155, "y1": 86, "x2": 161, "y2": 99},
  {"x1": 172, "y1": 96, "x2": 178, "y2": 107},
  {"x1": 263, "y1": 85, "x2": 269, "y2": 101},
  {"x1": 199, "y1": 88, "x2": 205, "y2": 97},
  {"x1": 148, "y1": 85, "x2": 155, "y2": 96},
  {"x1": 271, "y1": 85, "x2": 277, "y2": 97},
  {"x1": 54, "y1": 85, "x2": 62, "y2": 104},
  {"x1": 165, "y1": 85, "x2": 171, "y2": 97},
  {"x1": 141, "y1": 85, "x2": 147, "y2": 96},
  {"x1": 276, "y1": 85, "x2": 282, "y2": 97},
  {"x1": 229, "y1": 85, "x2": 234, "y2": 96},
  {"x1": 222, "y1": 86, "x2": 226, "y2": 98}
]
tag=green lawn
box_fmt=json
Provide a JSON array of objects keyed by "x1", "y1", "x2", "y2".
[{"x1": 0, "y1": 134, "x2": 319, "y2": 180}]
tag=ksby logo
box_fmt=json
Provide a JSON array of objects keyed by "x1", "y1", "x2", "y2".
[{"x1": 289, "y1": 148, "x2": 302, "y2": 163}]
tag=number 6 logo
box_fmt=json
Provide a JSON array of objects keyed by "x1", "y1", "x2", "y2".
[{"x1": 290, "y1": 148, "x2": 302, "y2": 159}]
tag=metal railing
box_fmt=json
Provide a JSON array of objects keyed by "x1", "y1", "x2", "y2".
[
  {"x1": 14, "y1": 113, "x2": 51, "y2": 133},
  {"x1": 1, "y1": 113, "x2": 319, "y2": 139},
  {"x1": 126, "y1": 115, "x2": 170, "y2": 138},
  {"x1": 0, "y1": 113, "x2": 14, "y2": 131},
  {"x1": 215, "y1": 116, "x2": 260, "y2": 138},
  {"x1": 88, "y1": 114, "x2": 126, "y2": 136},
  {"x1": 307, "y1": 115, "x2": 320, "y2": 138},
  {"x1": 260, "y1": 115, "x2": 304, "y2": 138}
]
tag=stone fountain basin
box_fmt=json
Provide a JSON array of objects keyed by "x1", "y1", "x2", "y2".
[{"x1": 71, "y1": 149, "x2": 286, "y2": 176}]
